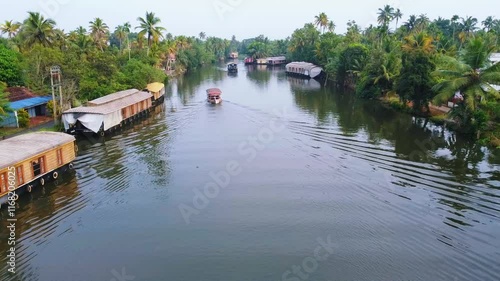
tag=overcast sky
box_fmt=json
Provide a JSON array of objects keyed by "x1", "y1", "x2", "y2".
[{"x1": 0, "y1": 0, "x2": 497, "y2": 40}]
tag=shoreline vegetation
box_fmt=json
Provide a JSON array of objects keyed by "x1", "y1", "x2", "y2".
[{"x1": 0, "y1": 8, "x2": 499, "y2": 147}]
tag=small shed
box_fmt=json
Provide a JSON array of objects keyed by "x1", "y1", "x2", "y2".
[{"x1": 0, "y1": 96, "x2": 52, "y2": 128}]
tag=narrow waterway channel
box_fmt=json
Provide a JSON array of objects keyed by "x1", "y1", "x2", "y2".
[{"x1": 1, "y1": 63, "x2": 499, "y2": 281}]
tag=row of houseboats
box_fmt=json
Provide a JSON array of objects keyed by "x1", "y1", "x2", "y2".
[
  {"x1": 0, "y1": 60, "x2": 323, "y2": 206},
  {"x1": 0, "y1": 82, "x2": 166, "y2": 206}
]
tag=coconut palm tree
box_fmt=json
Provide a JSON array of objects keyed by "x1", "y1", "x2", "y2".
[
  {"x1": 21, "y1": 12, "x2": 56, "y2": 47},
  {"x1": 402, "y1": 32, "x2": 435, "y2": 54},
  {"x1": 416, "y1": 14, "x2": 430, "y2": 31},
  {"x1": 482, "y1": 16, "x2": 494, "y2": 31},
  {"x1": 460, "y1": 16, "x2": 478, "y2": 37},
  {"x1": 314, "y1": 13, "x2": 329, "y2": 33},
  {"x1": 122, "y1": 22, "x2": 132, "y2": 59},
  {"x1": 403, "y1": 15, "x2": 418, "y2": 32},
  {"x1": 451, "y1": 15, "x2": 460, "y2": 41},
  {"x1": 433, "y1": 38, "x2": 500, "y2": 129},
  {"x1": 377, "y1": 5, "x2": 394, "y2": 29},
  {"x1": 89, "y1": 18, "x2": 109, "y2": 51},
  {"x1": 393, "y1": 9, "x2": 403, "y2": 29},
  {"x1": 199, "y1": 32, "x2": 206, "y2": 40},
  {"x1": 327, "y1": 21, "x2": 336, "y2": 33},
  {"x1": 0, "y1": 20, "x2": 21, "y2": 38},
  {"x1": 114, "y1": 25, "x2": 127, "y2": 50},
  {"x1": 136, "y1": 11, "x2": 166, "y2": 53}
]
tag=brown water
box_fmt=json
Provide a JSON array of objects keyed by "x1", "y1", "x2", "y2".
[{"x1": 1, "y1": 63, "x2": 499, "y2": 281}]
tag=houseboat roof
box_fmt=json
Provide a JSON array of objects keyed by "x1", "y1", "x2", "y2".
[
  {"x1": 286, "y1": 62, "x2": 322, "y2": 70},
  {"x1": 268, "y1": 56, "x2": 286, "y2": 60},
  {"x1": 146, "y1": 82, "x2": 165, "y2": 93},
  {"x1": 490, "y1": 53, "x2": 500, "y2": 63},
  {"x1": 0, "y1": 132, "x2": 75, "y2": 168},
  {"x1": 206, "y1": 88, "x2": 222, "y2": 96},
  {"x1": 63, "y1": 91, "x2": 152, "y2": 115},
  {"x1": 10, "y1": 96, "x2": 52, "y2": 111},
  {"x1": 87, "y1": 89, "x2": 140, "y2": 106}
]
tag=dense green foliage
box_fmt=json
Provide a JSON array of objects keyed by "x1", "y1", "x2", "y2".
[
  {"x1": 0, "y1": 8, "x2": 499, "y2": 142},
  {"x1": 17, "y1": 108, "x2": 29, "y2": 128},
  {"x1": 0, "y1": 82, "x2": 12, "y2": 122}
]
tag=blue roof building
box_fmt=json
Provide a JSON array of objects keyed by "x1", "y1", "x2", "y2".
[{"x1": 1, "y1": 96, "x2": 52, "y2": 128}]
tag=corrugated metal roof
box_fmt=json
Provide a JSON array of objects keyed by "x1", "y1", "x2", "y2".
[
  {"x1": 146, "y1": 83, "x2": 165, "y2": 93},
  {"x1": 87, "y1": 89, "x2": 140, "y2": 106},
  {"x1": 268, "y1": 56, "x2": 286, "y2": 61},
  {"x1": 0, "y1": 132, "x2": 75, "y2": 168},
  {"x1": 63, "y1": 91, "x2": 153, "y2": 115},
  {"x1": 491, "y1": 53, "x2": 500, "y2": 63},
  {"x1": 286, "y1": 62, "x2": 322, "y2": 71},
  {"x1": 10, "y1": 96, "x2": 52, "y2": 110}
]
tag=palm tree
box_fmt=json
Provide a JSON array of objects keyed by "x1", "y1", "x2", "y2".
[
  {"x1": 402, "y1": 32, "x2": 435, "y2": 54},
  {"x1": 327, "y1": 21, "x2": 336, "y2": 33},
  {"x1": 433, "y1": 38, "x2": 500, "y2": 130},
  {"x1": 451, "y1": 15, "x2": 460, "y2": 40},
  {"x1": 0, "y1": 20, "x2": 21, "y2": 38},
  {"x1": 482, "y1": 16, "x2": 494, "y2": 31},
  {"x1": 114, "y1": 25, "x2": 127, "y2": 50},
  {"x1": 460, "y1": 16, "x2": 478, "y2": 37},
  {"x1": 393, "y1": 9, "x2": 403, "y2": 29},
  {"x1": 314, "y1": 13, "x2": 329, "y2": 33},
  {"x1": 21, "y1": 12, "x2": 56, "y2": 47},
  {"x1": 89, "y1": 18, "x2": 109, "y2": 51},
  {"x1": 123, "y1": 22, "x2": 132, "y2": 59},
  {"x1": 416, "y1": 14, "x2": 430, "y2": 31},
  {"x1": 377, "y1": 5, "x2": 394, "y2": 29},
  {"x1": 199, "y1": 32, "x2": 206, "y2": 40},
  {"x1": 403, "y1": 15, "x2": 418, "y2": 32},
  {"x1": 136, "y1": 11, "x2": 166, "y2": 53}
]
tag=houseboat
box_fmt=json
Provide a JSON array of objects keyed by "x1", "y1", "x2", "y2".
[
  {"x1": 145, "y1": 82, "x2": 166, "y2": 105},
  {"x1": 0, "y1": 132, "x2": 77, "y2": 206},
  {"x1": 229, "y1": 52, "x2": 239, "y2": 59},
  {"x1": 286, "y1": 62, "x2": 324, "y2": 79},
  {"x1": 267, "y1": 56, "x2": 287, "y2": 66},
  {"x1": 207, "y1": 88, "x2": 222, "y2": 105},
  {"x1": 244, "y1": 57, "x2": 255, "y2": 65},
  {"x1": 227, "y1": 63, "x2": 238, "y2": 73},
  {"x1": 62, "y1": 89, "x2": 153, "y2": 136},
  {"x1": 256, "y1": 58, "x2": 268, "y2": 65}
]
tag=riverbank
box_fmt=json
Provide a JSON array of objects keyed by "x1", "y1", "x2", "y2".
[{"x1": 379, "y1": 95, "x2": 500, "y2": 149}]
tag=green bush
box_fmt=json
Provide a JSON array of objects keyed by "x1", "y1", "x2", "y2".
[{"x1": 17, "y1": 109, "x2": 29, "y2": 128}]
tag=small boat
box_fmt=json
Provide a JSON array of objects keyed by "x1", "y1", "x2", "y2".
[
  {"x1": 244, "y1": 57, "x2": 255, "y2": 65},
  {"x1": 207, "y1": 88, "x2": 222, "y2": 104},
  {"x1": 227, "y1": 63, "x2": 238, "y2": 73},
  {"x1": 0, "y1": 132, "x2": 77, "y2": 206}
]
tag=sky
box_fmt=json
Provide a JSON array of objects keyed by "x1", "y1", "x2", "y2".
[{"x1": 0, "y1": 0, "x2": 498, "y2": 40}]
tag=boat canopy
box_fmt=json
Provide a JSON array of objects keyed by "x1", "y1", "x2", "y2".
[
  {"x1": 0, "y1": 132, "x2": 75, "y2": 168},
  {"x1": 146, "y1": 82, "x2": 165, "y2": 93},
  {"x1": 207, "y1": 88, "x2": 222, "y2": 96}
]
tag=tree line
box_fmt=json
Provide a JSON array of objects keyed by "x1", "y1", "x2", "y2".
[{"x1": 0, "y1": 11, "x2": 241, "y2": 111}]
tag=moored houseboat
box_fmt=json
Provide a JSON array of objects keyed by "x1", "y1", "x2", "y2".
[
  {"x1": 244, "y1": 57, "x2": 255, "y2": 65},
  {"x1": 145, "y1": 82, "x2": 166, "y2": 105},
  {"x1": 285, "y1": 62, "x2": 324, "y2": 79},
  {"x1": 0, "y1": 132, "x2": 77, "y2": 206},
  {"x1": 62, "y1": 89, "x2": 153, "y2": 136},
  {"x1": 207, "y1": 88, "x2": 222, "y2": 104},
  {"x1": 256, "y1": 58, "x2": 268, "y2": 65},
  {"x1": 227, "y1": 62, "x2": 238, "y2": 73},
  {"x1": 267, "y1": 56, "x2": 287, "y2": 66}
]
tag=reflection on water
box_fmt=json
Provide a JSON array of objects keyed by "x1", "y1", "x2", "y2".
[{"x1": 1, "y1": 65, "x2": 499, "y2": 281}]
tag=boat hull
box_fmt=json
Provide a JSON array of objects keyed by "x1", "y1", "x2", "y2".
[{"x1": 0, "y1": 162, "x2": 75, "y2": 206}]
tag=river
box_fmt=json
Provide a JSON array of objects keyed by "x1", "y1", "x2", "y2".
[{"x1": 1, "y1": 63, "x2": 499, "y2": 281}]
